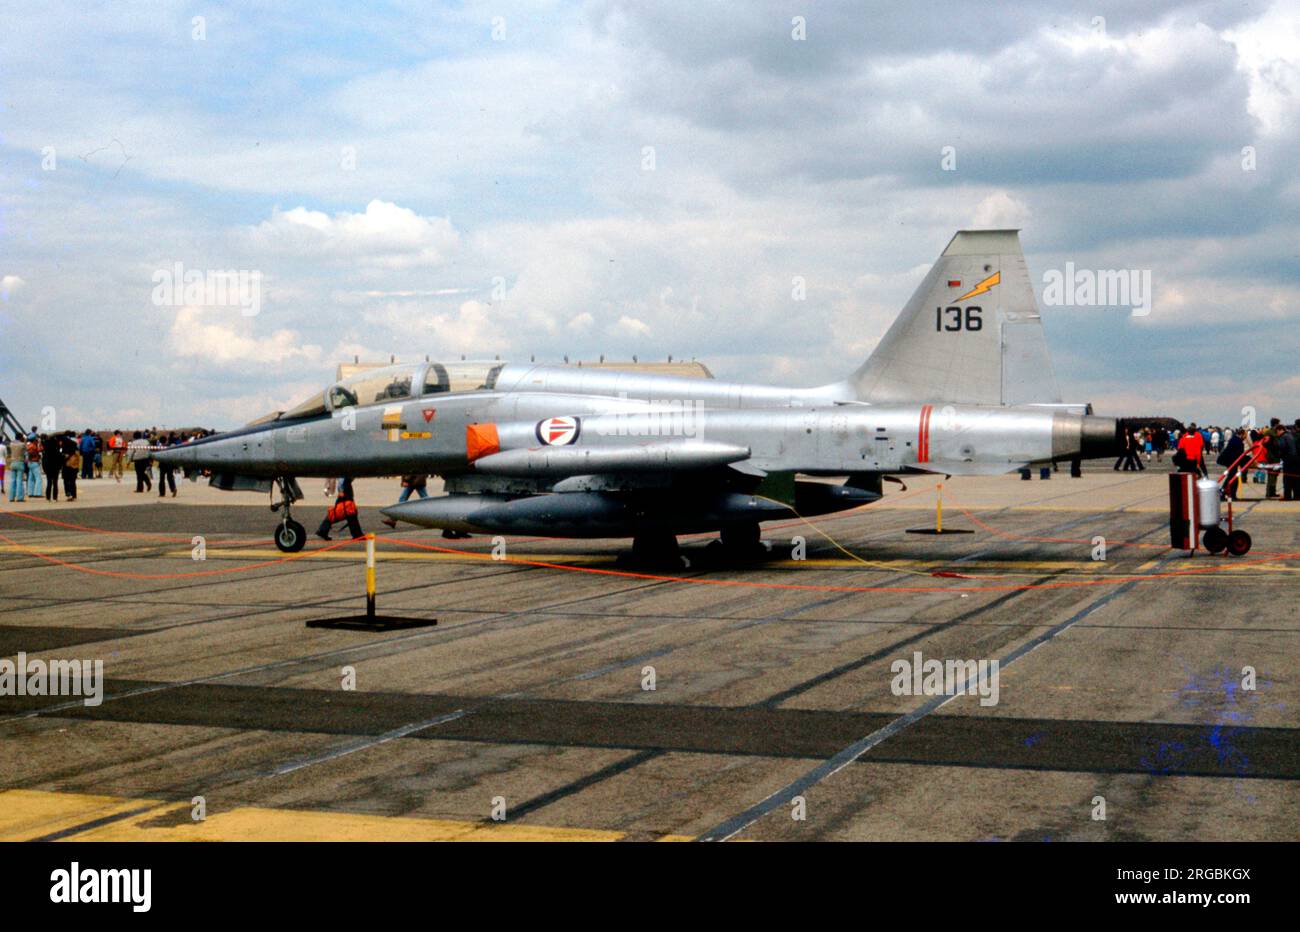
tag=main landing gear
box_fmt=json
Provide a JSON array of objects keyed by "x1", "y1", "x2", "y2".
[
  {"x1": 702, "y1": 521, "x2": 768, "y2": 563},
  {"x1": 630, "y1": 531, "x2": 680, "y2": 565},
  {"x1": 271, "y1": 477, "x2": 307, "y2": 553}
]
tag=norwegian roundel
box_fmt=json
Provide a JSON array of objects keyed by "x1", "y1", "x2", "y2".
[{"x1": 536, "y1": 415, "x2": 580, "y2": 446}]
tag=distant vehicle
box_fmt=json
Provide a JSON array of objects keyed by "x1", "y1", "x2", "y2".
[{"x1": 157, "y1": 230, "x2": 1121, "y2": 557}]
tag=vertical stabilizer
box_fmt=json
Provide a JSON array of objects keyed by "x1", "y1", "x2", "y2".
[{"x1": 851, "y1": 230, "x2": 1061, "y2": 406}]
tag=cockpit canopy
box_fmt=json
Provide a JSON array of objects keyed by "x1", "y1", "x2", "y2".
[{"x1": 274, "y1": 362, "x2": 507, "y2": 422}]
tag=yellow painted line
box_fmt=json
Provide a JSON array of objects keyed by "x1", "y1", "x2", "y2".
[
  {"x1": 175, "y1": 548, "x2": 613, "y2": 565},
  {"x1": 0, "y1": 545, "x2": 92, "y2": 554},
  {"x1": 167, "y1": 550, "x2": 1196, "y2": 577},
  {"x1": 4, "y1": 789, "x2": 639, "y2": 842},
  {"x1": 0, "y1": 789, "x2": 166, "y2": 841},
  {"x1": 184, "y1": 550, "x2": 1106, "y2": 570}
]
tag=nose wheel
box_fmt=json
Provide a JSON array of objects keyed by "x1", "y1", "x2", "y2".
[
  {"x1": 271, "y1": 476, "x2": 307, "y2": 553},
  {"x1": 275, "y1": 519, "x2": 307, "y2": 553}
]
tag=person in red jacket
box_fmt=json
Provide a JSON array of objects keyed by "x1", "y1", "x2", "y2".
[
  {"x1": 316, "y1": 477, "x2": 364, "y2": 540},
  {"x1": 1176, "y1": 423, "x2": 1206, "y2": 477}
]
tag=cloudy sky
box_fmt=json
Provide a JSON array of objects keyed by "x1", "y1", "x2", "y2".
[{"x1": 1, "y1": 0, "x2": 1297, "y2": 429}]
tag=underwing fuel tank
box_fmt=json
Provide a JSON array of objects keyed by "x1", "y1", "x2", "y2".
[
  {"x1": 473, "y1": 441, "x2": 750, "y2": 477},
  {"x1": 381, "y1": 491, "x2": 793, "y2": 537}
]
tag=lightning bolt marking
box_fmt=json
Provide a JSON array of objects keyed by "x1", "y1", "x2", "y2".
[{"x1": 954, "y1": 271, "x2": 1000, "y2": 302}]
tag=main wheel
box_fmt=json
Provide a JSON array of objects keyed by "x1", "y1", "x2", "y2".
[
  {"x1": 1226, "y1": 530, "x2": 1252, "y2": 556},
  {"x1": 720, "y1": 522, "x2": 761, "y2": 550},
  {"x1": 275, "y1": 518, "x2": 307, "y2": 553},
  {"x1": 631, "y1": 532, "x2": 679, "y2": 565},
  {"x1": 1201, "y1": 526, "x2": 1228, "y2": 554}
]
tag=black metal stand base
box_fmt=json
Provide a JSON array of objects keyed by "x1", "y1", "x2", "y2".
[
  {"x1": 306, "y1": 615, "x2": 437, "y2": 631},
  {"x1": 306, "y1": 596, "x2": 437, "y2": 631}
]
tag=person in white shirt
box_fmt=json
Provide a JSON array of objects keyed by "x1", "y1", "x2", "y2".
[{"x1": 127, "y1": 431, "x2": 152, "y2": 492}]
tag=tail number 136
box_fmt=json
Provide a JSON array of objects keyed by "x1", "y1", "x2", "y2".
[{"x1": 935, "y1": 306, "x2": 982, "y2": 332}]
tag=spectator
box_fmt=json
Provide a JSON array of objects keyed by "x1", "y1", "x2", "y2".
[
  {"x1": 24, "y1": 436, "x2": 40, "y2": 498},
  {"x1": 381, "y1": 474, "x2": 428, "y2": 528},
  {"x1": 1114, "y1": 426, "x2": 1144, "y2": 471},
  {"x1": 157, "y1": 434, "x2": 178, "y2": 498},
  {"x1": 78, "y1": 429, "x2": 96, "y2": 479},
  {"x1": 107, "y1": 430, "x2": 127, "y2": 482},
  {"x1": 60, "y1": 432, "x2": 80, "y2": 501},
  {"x1": 1218, "y1": 429, "x2": 1247, "y2": 501},
  {"x1": 1264, "y1": 419, "x2": 1283, "y2": 499},
  {"x1": 1279, "y1": 420, "x2": 1300, "y2": 502},
  {"x1": 40, "y1": 434, "x2": 62, "y2": 501},
  {"x1": 128, "y1": 431, "x2": 152, "y2": 492},
  {"x1": 317, "y1": 477, "x2": 363, "y2": 541},
  {"x1": 1175, "y1": 422, "x2": 1206, "y2": 477},
  {"x1": 5, "y1": 437, "x2": 26, "y2": 502}
]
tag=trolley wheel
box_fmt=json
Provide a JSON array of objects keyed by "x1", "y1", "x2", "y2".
[
  {"x1": 275, "y1": 519, "x2": 307, "y2": 553},
  {"x1": 1226, "y1": 530, "x2": 1252, "y2": 557},
  {"x1": 1201, "y1": 526, "x2": 1228, "y2": 554}
]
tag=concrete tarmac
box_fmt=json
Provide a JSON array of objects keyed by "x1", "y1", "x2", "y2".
[{"x1": 0, "y1": 464, "x2": 1296, "y2": 841}]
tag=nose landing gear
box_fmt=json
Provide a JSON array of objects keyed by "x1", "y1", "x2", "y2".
[{"x1": 271, "y1": 477, "x2": 307, "y2": 553}]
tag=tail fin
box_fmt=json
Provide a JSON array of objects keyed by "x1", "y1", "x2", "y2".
[{"x1": 851, "y1": 230, "x2": 1061, "y2": 406}]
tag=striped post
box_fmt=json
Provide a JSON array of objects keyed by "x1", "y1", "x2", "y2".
[{"x1": 365, "y1": 534, "x2": 376, "y2": 619}]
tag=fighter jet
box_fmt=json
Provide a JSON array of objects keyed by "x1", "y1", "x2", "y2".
[{"x1": 156, "y1": 230, "x2": 1121, "y2": 558}]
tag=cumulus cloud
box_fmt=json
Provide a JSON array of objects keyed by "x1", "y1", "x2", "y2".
[
  {"x1": 0, "y1": 276, "x2": 25, "y2": 300},
  {"x1": 971, "y1": 192, "x2": 1031, "y2": 229},
  {"x1": 167, "y1": 306, "x2": 323, "y2": 368},
  {"x1": 249, "y1": 200, "x2": 460, "y2": 269}
]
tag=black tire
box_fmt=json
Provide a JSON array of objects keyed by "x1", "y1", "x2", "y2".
[
  {"x1": 631, "y1": 532, "x2": 679, "y2": 565},
  {"x1": 720, "y1": 522, "x2": 761, "y2": 550},
  {"x1": 1201, "y1": 526, "x2": 1228, "y2": 554},
  {"x1": 275, "y1": 519, "x2": 307, "y2": 553},
  {"x1": 1226, "y1": 530, "x2": 1252, "y2": 556}
]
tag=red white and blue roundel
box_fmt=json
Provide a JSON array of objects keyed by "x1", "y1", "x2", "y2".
[{"x1": 536, "y1": 415, "x2": 581, "y2": 446}]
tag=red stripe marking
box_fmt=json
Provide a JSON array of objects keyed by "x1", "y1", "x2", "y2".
[{"x1": 918, "y1": 404, "x2": 932, "y2": 463}]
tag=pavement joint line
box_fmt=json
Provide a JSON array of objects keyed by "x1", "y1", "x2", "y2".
[
  {"x1": 25, "y1": 801, "x2": 179, "y2": 843},
  {"x1": 269, "y1": 709, "x2": 469, "y2": 777},
  {"x1": 697, "y1": 520, "x2": 1171, "y2": 842},
  {"x1": 502, "y1": 749, "x2": 665, "y2": 821}
]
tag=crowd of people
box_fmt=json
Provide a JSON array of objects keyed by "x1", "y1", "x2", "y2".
[
  {"x1": 3, "y1": 427, "x2": 214, "y2": 503},
  {"x1": 1114, "y1": 419, "x2": 1300, "y2": 501}
]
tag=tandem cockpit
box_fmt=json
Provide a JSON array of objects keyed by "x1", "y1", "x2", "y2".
[{"x1": 267, "y1": 361, "x2": 508, "y2": 424}]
